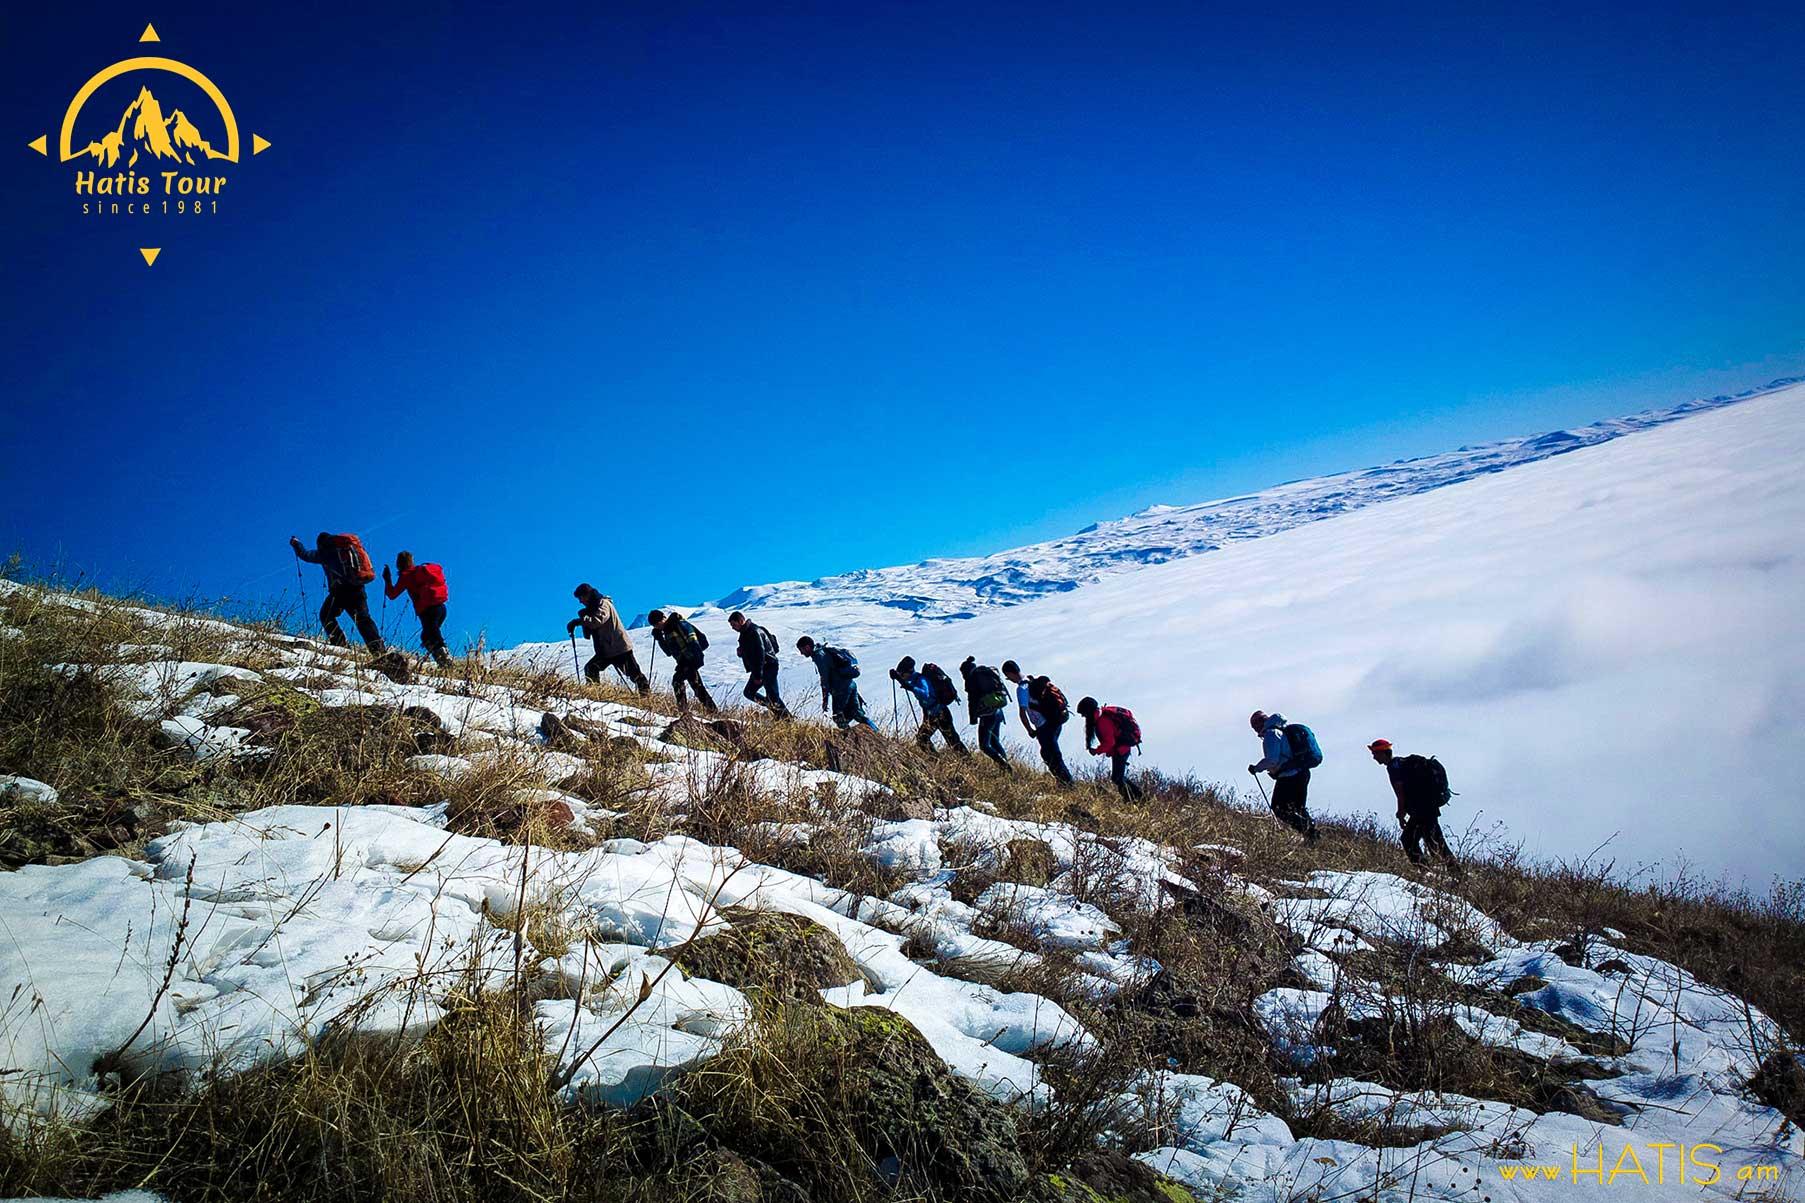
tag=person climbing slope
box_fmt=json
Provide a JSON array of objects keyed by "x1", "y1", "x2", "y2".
[
  {"x1": 290, "y1": 531, "x2": 385, "y2": 654},
  {"x1": 729, "y1": 610, "x2": 788, "y2": 718},
  {"x1": 1004, "y1": 660, "x2": 1073, "y2": 785},
  {"x1": 1249, "y1": 709, "x2": 1320, "y2": 842},
  {"x1": 1078, "y1": 696, "x2": 1142, "y2": 801},
  {"x1": 648, "y1": 609, "x2": 718, "y2": 713},
  {"x1": 959, "y1": 656, "x2": 1014, "y2": 771},
  {"x1": 567, "y1": 583, "x2": 651, "y2": 693},
  {"x1": 1369, "y1": 739, "x2": 1462, "y2": 877},
  {"x1": 797, "y1": 635, "x2": 876, "y2": 730},
  {"x1": 890, "y1": 656, "x2": 966, "y2": 754},
  {"x1": 382, "y1": 551, "x2": 452, "y2": 667}
]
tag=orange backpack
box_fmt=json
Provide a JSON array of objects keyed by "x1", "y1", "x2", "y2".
[{"x1": 327, "y1": 533, "x2": 376, "y2": 584}]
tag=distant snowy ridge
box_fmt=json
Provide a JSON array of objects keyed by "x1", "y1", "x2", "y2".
[{"x1": 629, "y1": 377, "x2": 1802, "y2": 642}]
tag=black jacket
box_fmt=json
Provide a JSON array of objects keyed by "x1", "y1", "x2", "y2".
[{"x1": 736, "y1": 621, "x2": 778, "y2": 672}]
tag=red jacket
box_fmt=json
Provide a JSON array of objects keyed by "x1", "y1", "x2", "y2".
[
  {"x1": 1092, "y1": 710, "x2": 1129, "y2": 757},
  {"x1": 384, "y1": 562, "x2": 448, "y2": 612}
]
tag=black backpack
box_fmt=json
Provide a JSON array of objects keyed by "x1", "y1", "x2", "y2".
[
  {"x1": 826, "y1": 646, "x2": 860, "y2": 678},
  {"x1": 1030, "y1": 676, "x2": 1069, "y2": 722},
  {"x1": 1394, "y1": 754, "x2": 1452, "y2": 808},
  {"x1": 968, "y1": 663, "x2": 1004, "y2": 698},
  {"x1": 755, "y1": 624, "x2": 779, "y2": 659},
  {"x1": 922, "y1": 663, "x2": 959, "y2": 706}
]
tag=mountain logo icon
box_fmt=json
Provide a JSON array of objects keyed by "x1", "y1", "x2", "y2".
[
  {"x1": 23, "y1": 25, "x2": 273, "y2": 265},
  {"x1": 78, "y1": 85, "x2": 229, "y2": 169}
]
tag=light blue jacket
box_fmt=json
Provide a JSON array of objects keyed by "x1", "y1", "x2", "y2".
[{"x1": 1254, "y1": 712, "x2": 1303, "y2": 777}]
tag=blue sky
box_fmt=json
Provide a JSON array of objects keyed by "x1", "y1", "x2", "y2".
[{"x1": 3, "y1": 0, "x2": 1802, "y2": 648}]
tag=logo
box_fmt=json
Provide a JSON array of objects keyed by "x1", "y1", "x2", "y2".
[{"x1": 25, "y1": 23, "x2": 270, "y2": 266}]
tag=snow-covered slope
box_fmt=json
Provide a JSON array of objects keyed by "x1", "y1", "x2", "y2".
[
  {"x1": 3, "y1": 585, "x2": 1800, "y2": 1202},
  {"x1": 864, "y1": 383, "x2": 1805, "y2": 883},
  {"x1": 533, "y1": 377, "x2": 1799, "y2": 654}
]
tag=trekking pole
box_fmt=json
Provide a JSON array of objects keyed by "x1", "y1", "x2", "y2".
[
  {"x1": 1248, "y1": 767, "x2": 1270, "y2": 808},
  {"x1": 293, "y1": 555, "x2": 308, "y2": 632},
  {"x1": 568, "y1": 632, "x2": 581, "y2": 680}
]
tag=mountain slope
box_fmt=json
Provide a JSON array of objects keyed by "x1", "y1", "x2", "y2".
[
  {"x1": 863, "y1": 383, "x2": 1805, "y2": 882},
  {"x1": 2, "y1": 580, "x2": 1800, "y2": 1202}
]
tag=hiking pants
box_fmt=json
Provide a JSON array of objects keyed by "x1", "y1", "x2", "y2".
[
  {"x1": 976, "y1": 713, "x2": 1011, "y2": 770},
  {"x1": 1402, "y1": 809, "x2": 1457, "y2": 867},
  {"x1": 586, "y1": 649, "x2": 650, "y2": 694},
  {"x1": 672, "y1": 660, "x2": 718, "y2": 713},
  {"x1": 1110, "y1": 750, "x2": 1142, "y2": 802},
  {"x1": 1271, "y1": 769, "x2": 1317, "y2": 837},
  {"x1": 321, "y1": 583, "x2": 384, "y2": 653},
  {"x1": 916, "y1": 708, "x2": 967, "y2": 753},
  {"x1": 829, "y1": 681, "x2": 875, "y2": 730},
  {"x1": 417, "y1": 603, "x2": 451, "y2": 666},
  {"x1": 742, "y1": 655, "x2": 788, "y2": 717},
  {"x1": 1035, "y1": 718, "x2": 1074, "y2": 785}
]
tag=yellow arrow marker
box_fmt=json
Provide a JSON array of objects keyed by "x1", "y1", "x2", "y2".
[
  {"x1": 139, "y1": 247, "x2": 162, "y2": 266},
  {"x1": 252, "y1": 134, "x2": 270, "y2": 155},
  {"x1": 28, "y1": 135, "x2": 47, "y2": 155},
  {"x1": 140, "y1": 23, "x2": 160, "y2": 42}
]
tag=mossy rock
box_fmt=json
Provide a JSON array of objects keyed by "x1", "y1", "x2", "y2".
[
  {"x1": 672, "y1": 908, "x2": 863, "y2": 1002},
  {"x1": 1041, "y1": 1150, "x2": 1199, "y2": 1203}
]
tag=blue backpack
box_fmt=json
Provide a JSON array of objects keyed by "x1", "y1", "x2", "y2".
[{"x1": 1283, "y1": 722, "x2": 1323, "y2": 770}]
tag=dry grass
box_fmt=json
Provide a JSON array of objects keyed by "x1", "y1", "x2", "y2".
[{"x1": 4, "y1": 573, "x2": 1803, "y2": 1202}]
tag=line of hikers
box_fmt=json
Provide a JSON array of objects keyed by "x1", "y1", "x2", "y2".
[{"x1": 290, "y1": 533, "x2": 1462, "y2": 876}]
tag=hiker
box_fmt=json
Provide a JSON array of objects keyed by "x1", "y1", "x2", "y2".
[
  {"x1": 1077, "y1": 697, "x2": 1142, "y2": 801},
  {"x1": 381, "y1": 551, "x2": 452, "y2": 667},
  {"x1": 1369, "y1": 739, "x2": 1462, "y2": 877},
  {"x1": 290, "y1": 532, "x2": 385, "y2": 653},
  {"x1": 566, "y1": 584, "x2": 650, "y2": 693},
  {"x1": 648, "y1": 609, "x2": 718, "y2": 713},
  {"x1": 890, "y1": 656, "x2": 966, "y2": 754},
  {"x1": 1249, "y1": 710, "x2": 1320, "y2": 842},
  {"x1": 1004, "y1": 661, "x2": 1073, "y2": 785},
  {"x1": 959, "y1": 656, "x2": 1013, "y2": 771},
  {"x1": 729, "y1": 610, "x2": 788, "y2": 718},
  {"x1": 797, "y1": 636, "x2": 876, "y2": 730}
]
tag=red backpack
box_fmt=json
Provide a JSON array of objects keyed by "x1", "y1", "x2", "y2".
[
  {"x1": 1101, "y1": 705, "x2": 1141, "y2": 749},
  {"x1": 327, "y1": 534, "x2": 376, "y2": 584}
]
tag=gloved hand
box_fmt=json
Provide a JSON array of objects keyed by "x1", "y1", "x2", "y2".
[
  {"x1": 1247, "y1": 764, "x2": 1260, "y2": 775},
  {"x1": 382, "y1": 565, "x2": 393, "y2": 584},
  {"x1": 289, "y1": 536, "x2": 303, "y2": 554}
]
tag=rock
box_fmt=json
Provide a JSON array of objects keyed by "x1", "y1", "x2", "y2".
[
  {"x1": 866, "y1": 791, "x2": 935, "y2": 822},
  {"x1": 1043, "y1": 1149, "x2": 1200, "y2": 1202},
  {"x1": 659, "y1": 715, "x2": 761, "y2": 758},
  {"x1": 1749, "y1": 1051, "x2": 1805, "y2": 1126},
  {"x1": 1504, "y1": 974, "x2": 1550, "y2": 995},
  {"x1": 673, "y1": 908, "x2": 864, "y2": 1002},
  {"x1": 539, "y1": 710, "x2": 585, "y2": 750},
  {"x1": 370, "y1": 651, "x2": 412, "y2": 684}
]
